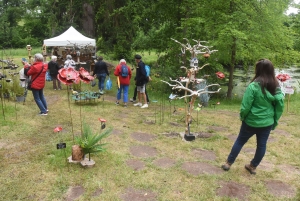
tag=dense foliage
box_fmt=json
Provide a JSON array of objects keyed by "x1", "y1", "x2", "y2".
[{"x1": 1, "y1": 0, "x2": 299, "y2": 97}]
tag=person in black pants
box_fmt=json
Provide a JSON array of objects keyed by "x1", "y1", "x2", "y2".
[{"x1": 131, "y1": 85, "x2": 149, "y2": 103}]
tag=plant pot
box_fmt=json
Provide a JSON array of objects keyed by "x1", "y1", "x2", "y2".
[
  {"x1": 16, "y1": 96, "x2": 25, "y2": 102},
  {"x1": 3, "y1": 93, "x2": 10, "y2": 99},
  {"x1": 72, "y1": 145, "x2": 84, "y2": 161}
]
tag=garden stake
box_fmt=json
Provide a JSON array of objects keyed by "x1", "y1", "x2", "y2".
[
  {"x1": 67, "y1": 87, "x2": 75, "y2": 142},
  {"x1": 54, "y1": 127, "x2": 69, "y2": 171}
]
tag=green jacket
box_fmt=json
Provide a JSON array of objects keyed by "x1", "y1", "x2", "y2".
[{"x1": 240, "y1": 82, "x2": 284, "y2": 130}]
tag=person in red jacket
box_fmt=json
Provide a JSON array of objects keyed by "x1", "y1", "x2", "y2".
[
  {"x1": 26, "y1": 53, "x2": 49, "y2": 115},
  {"x1": 114, "y1": 59, "x2": 132, "y2": 107}
]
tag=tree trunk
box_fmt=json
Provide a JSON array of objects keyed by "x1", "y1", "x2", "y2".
[{"x1": 227, "y1": 37, "x2": 237, "y2": 98}]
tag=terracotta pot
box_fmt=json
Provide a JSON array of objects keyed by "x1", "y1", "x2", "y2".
[{"x1": 72, "y1": 145, "x2": 84, "y2": 161}]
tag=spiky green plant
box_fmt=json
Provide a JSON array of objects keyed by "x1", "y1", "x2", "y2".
[{"x1": 75, "y1": 122, "x2": 111, "y2": 161}]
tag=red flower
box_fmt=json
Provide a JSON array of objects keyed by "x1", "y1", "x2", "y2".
[
  {"x1": 276, "y1": 74, "x2": 290, "y2": 82},
  {"x1": 216, "y1": 72, "x2": 225, "y2": 79},
  {"x1": 98, "y1": 118, "x2": 106, "y2": 122},
  {"x1": 54, "y1": 127, "x2": 63, "y2": 132}
]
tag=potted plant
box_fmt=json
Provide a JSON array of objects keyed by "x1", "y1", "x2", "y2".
[
  {"x1": 12, "y1": 79, "x2": 25, "y2": 102},
  {"x1": 0, "y1": 80, "x2": 11, "y2": 99},
  {"x1": 74, "y1": 122, "x2": 111, "y2": 167}
]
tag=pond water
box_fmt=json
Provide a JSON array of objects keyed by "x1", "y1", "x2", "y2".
[{"x1": 232, "y1": 66, "x2": 300, "y2": 97}]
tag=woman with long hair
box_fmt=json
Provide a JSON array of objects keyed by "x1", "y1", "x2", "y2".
[{"x1": 221, "y1": 59, "x2": 284, "y2": 174}]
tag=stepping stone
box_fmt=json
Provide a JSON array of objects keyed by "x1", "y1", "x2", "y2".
[
  {"x1": 120, "y1": 187, "x2": 157, "y2": 201},
  {"x1": 131, "y1": 132, "x2": 155, "y2": 142},
  {"x1": 181, "y1": 162, "x2": 223, "y2": 175},
  {"x1": 216, "y1": 181, "x2": 250, "y2": 200},
  {"x1": 192, "y1": 148, "x2": 216, "y2": 161},
  {"x1": 65, "y1": 186, "x2": 85, "y2": 201},
  {"x1": 265, "y1": 180, "x2": 296, "y2": 198},
  {"x1": 129, "y1": 145, "x2": 158, "y2": 158}
]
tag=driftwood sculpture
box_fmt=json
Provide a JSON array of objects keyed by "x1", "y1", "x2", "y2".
[{"x1": 162, "y1": 38, "x2": 221, "y2": 141}]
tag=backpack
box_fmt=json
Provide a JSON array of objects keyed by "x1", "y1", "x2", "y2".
[
  {"x1": 120, "y1": 64, "x2": 129, "y2": 77},
  {"x1": 145, "y1": 65, "x2": 150, "y2": 77}
]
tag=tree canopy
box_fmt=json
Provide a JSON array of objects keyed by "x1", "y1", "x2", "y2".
[{"x1": 1, "y1": 0, "x2": 299, "y2": 97}]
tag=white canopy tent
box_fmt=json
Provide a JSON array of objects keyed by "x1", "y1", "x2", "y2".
[{"x1": 43, "y1": 26, "x2": 96, "y2": 47}]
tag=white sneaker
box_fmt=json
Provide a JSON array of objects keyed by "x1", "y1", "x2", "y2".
[
  {"x1": 141, "y1": 104, "x2": 148, "y2": 109},
  {"x1": 133, "y1": 102, "x2": 142, "y2": 107}
]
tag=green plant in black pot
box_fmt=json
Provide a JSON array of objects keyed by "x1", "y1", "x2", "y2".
[{"x1": 75, "y1": 122, "x2": 111, "y2": 161}]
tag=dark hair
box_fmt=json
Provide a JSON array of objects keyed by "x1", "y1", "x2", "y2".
[
  {"x1": 98, "y1": 56, "x2": 103, "y2": 60},
  {"x1": 251, "y1": 59, "x2": 279, "y2": 95}
]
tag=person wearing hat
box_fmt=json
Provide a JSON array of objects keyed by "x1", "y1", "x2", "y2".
[
  {"x1": 114, "y1": 59, "x2": 132, "y2": 107},
  {"x1": 133, "y1": 54, "x2": 148, "y2": 108},
  {"x1": 48, "y1": 55, "x2": 62, "y2": 90}
]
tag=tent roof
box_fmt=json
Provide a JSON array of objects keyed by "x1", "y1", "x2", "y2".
[{"x1": 44, "y1": 26, "x2": 95, "y2": 47}]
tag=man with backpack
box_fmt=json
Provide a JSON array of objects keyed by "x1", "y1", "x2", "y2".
[
  {"x1": 133, "y1": 54, "x2": 149, "y2": 108},
  {"x1": 114, "y1": 59, "x2": 132, "y2": 107}
]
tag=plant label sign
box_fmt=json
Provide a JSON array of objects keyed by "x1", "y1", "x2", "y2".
[
  {"x1": 284, "y1": 86, "x2": 294, "y2": 95},
  {"x1": 56, "y1": 142, "x2": 66, "y2": 149}
]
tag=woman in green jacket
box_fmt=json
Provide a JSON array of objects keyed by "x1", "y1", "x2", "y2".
[{"x1": 222, "y1": 59, "x2": 284, "y2": 174}]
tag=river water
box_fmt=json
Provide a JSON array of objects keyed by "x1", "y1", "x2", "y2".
[{"x1": 232, "y1": 66, "x2": 300, "y2": 97}]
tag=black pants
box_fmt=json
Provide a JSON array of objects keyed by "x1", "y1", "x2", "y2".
[{"x1": 133, "y1": 85, "x2": 149, "y2": 102}]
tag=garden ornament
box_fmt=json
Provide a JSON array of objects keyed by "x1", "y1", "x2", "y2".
[{"x1": 162, "y1": 38, "x2": 220, "y2": 141}]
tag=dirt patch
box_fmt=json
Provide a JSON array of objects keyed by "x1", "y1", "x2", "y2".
[
  {"x1": 273, "y1": 129, "x2": 291, "y2": 137},
  {"x1": 226, "y1": 134, "x2": 237, "y2": 141},
  {"x1": 277, "y1": 164, "x2": 300, "y2": 175},
  {"x1": 195, "y1": 132, "x2": 213, "y2": 138},
  {"x1": 243, "y1": 147, "x2": 255, "y2": 154},
  {"x1": 169, "y1": 122, "x2": 182, "y2": 127},
  {"x1": 120, "y1": 187, "x2": 157, "y2": 201},
  {"x1": 162, "y1": 132, "x2": 180, "y2": 138},
  {"x1": 112, "y1": 129, "x2": 124, "y2": 136},
  {"x1": 265, "y1": 180, "x2": 296, "y2": 198},
  {"x1": 153, "y1": 157, "x2": 176, "y2": 168},
  {"x1": 129, "y1": 145, "x2": 158, "y2": 158},
  {"x1": 45, "y1": 95, "x2": 61, "y2": 105},
  {"x1": 65, "y1": 185, "x2": 85, "y2": 201},
  {"x1": 267, "y1": 136, "x2": 276, "y2": 143},
  {"x1": 126, "y1": 159, "x2": 145, "y2": 171},
  {"x1": 192, "y1": 149, "x2": 216, "y2": 161},
  {"x1": 216, "y1": 181, "x2": 250, "y2": 200},
  {"x1": 181, "y1": 162, "x2": 223, "y2": 175},
  {"x1": 131, "y1": 132, "x2": 156, "y2": 142},
  {"x1": 103, "y1": 95, "x2": 116, "y2": 102},
  {"x1": 144, "y1": 120, "x2": 155, "y2": 125},
  {"x1": 91, "y1": 188, "x2": 103, "y2": 197},
  {"x1": 259, "y1": 161, "x2": 275, "y2": 172},
  {"x1": 207, "y1": 125, "x2": 227, "y2": 132}
]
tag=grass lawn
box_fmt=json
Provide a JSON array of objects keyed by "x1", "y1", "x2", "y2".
[{"x1": 0, "y1": 56, "x2": 299, "y2": 200}]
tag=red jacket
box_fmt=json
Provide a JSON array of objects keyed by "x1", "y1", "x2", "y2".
[
  {"x1": 27, "y1": 61, "x2": 48, "y2": 90},
  {"x1": 114, "y1": 64, "x2": 131, "y2": 85}
]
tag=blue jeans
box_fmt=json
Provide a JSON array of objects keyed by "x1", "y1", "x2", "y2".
[
  {"x1": 117, "y1": 85, "x2": 129, "y2": 103},
  {"x1": 32, "y1": 89, "x2": 47, "y2": 113},
  {"x1": 96, "y1": 73, "x2": 107, "y2": 90},
  {"x1": 226, "y1": 121, "x2": 273, "y2": 167}
]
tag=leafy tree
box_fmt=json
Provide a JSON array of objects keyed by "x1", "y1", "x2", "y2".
[{"x1": 199, "y1": 0, "x2": 296, "y2": 98}]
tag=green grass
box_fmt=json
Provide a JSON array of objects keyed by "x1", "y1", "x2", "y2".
[{"x1": 0, "y1": 56, "x2": 299, "y2": 200}]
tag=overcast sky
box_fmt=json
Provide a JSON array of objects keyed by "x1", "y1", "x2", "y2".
[{"x1": 286, "y1": 0, "x2": 299, "y2": 15}]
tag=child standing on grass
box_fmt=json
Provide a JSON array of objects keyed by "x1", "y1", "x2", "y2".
[{"x1": 221, "y1": 59, "x2": 284, "y2": 175}]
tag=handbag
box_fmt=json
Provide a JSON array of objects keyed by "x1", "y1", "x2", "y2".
[{"x1": 27, "y1": 65, "x2": 44, "y2": 90}]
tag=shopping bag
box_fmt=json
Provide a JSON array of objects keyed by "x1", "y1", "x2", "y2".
[{"x1": 105, "y1": 77, "x2": 112, "y2": 90}]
